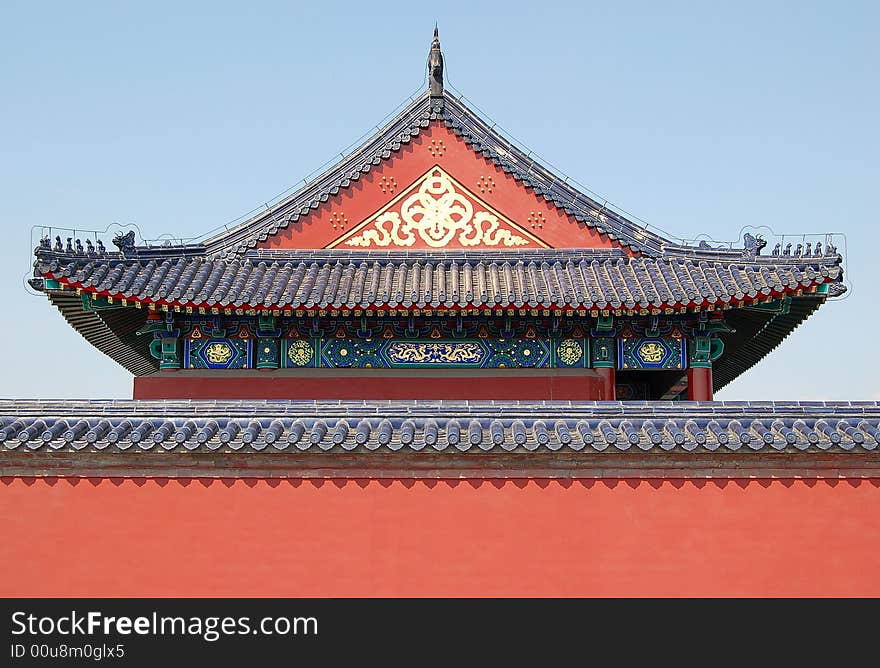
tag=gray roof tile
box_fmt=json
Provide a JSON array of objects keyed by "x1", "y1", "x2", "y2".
[
  {"x1": 34, "y1": 251, "x2": 841, "y2": 312},
  {"x1": 2, "y1": 400, "x2": 877, "y2": 454}
]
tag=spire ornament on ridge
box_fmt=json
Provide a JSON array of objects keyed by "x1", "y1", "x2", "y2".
[{"x1": 428, "y1": 25, "x2": 444, "y2": 101}]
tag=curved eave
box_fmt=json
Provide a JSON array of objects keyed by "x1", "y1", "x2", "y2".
[
  {"x1": 35, "y1": 246, "x2": 842, "y2": 316},
  {"x1": 714, "y1": 295, "x2": 823, "y2": 392},
  {"x1": 47, "y1": 291, "x2": 157, "y2": 376},
  {"x1": 41, "y1": 273, "x2": 832, "y2": 317}
]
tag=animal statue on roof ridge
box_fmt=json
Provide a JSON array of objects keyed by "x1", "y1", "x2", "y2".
[
  {"x1": 112, "y1": 230, "x2": 136, "y2": 254},
  {"x1": 428, "y1": 26, "x2": 444, "y2": 98},
  {"x1": 742, "y1": 233, "x2": 767, "y2": 260}
]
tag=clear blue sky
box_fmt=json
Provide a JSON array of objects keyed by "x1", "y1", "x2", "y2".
[{"x1": 1, "y1": 1, "x2": 876, "y2": 399}]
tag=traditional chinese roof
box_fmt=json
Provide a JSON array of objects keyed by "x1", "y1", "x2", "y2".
[
  {"x1": 27, "y1": 29, "x2": 845, "y2": 391},
  {"x1": 2, "y1": 400, "x2": 878, "y2": 477},
  {"x1": 33, "y1": 248, "x2": 841, "y2": 313}
]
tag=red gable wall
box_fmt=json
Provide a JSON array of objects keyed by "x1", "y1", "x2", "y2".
[{"x1": 256, "y1": 122, "x2": 630, "y2": 252}]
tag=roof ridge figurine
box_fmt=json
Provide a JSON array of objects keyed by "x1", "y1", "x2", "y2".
[
  {"x1": 112, "y1": 230, "x2": 136, "y2": 255},
  {"x1": 428, "y1": 25, "x2": 443, "y2": 99}
]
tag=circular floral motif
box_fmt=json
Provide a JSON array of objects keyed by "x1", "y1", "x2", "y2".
[
  {"x1": 490, "y1": 355, "x2": 515, "y2": 369},
  {"x1": 557, "y1": 339, "x2": 583, "y2": 366},
  {"x1": 286, "y1": 340, "x2": 312, "y2": 367}
]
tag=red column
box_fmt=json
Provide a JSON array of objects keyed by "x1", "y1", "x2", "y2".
[
  {"x1": 687, "y1": 367, "x2": 713, "y2": 401},
  {"x1": 596, "y1": 367, "x2": 616, "y2": 400}
]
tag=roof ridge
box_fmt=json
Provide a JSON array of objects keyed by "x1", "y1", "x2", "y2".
[{"x1": 34, "y1": 245, "x2": 845, "y2": 265}]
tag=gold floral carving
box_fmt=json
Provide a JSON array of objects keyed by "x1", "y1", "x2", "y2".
[
  {"x1": 287, "y1": 340, "x2": 312, "y2": 366},
  {"x1": 329, "y1": 211, "x2": 348, "y2": 230},
  {"x1": 557, "y1": 339, "x2": 582, "y2": 365},
  {"x1": 344, "y1": 169, "x2": 531, "y2": 249},
  {"x1": 427, "y1": 138, "x2": 445, "y2": 157},
  {"x1": 527, "y1": 211, "x2": 546, "y2": 230},
  {"x1": 378, "y1": 175, "x2": 397, "y2": 195}
]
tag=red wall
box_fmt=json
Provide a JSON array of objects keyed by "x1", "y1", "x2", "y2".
[
  {"x1": 133, "y1": 372, "x2": 612, "y2": 400},
  {"x1": 2, "y1": 476, "x2": 878, "y2": 597}
]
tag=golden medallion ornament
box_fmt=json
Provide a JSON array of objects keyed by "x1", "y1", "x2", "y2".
[
  {"x1": 287, "y1": 340, "x2": 312, "y2": 366},
  {"x1": 205, "y1": 342, "x2": 233, "y2": 364},
  {"x1": 637, "y1": 341, "x2": 665, "y2": 364},
  {"x1": 557, "y1": 339, "x2": 582, "y2": 365}
]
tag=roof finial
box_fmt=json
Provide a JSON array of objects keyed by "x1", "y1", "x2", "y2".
[{"x1": 428, "y1": 24, "x2": 444, "y2": 99}]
